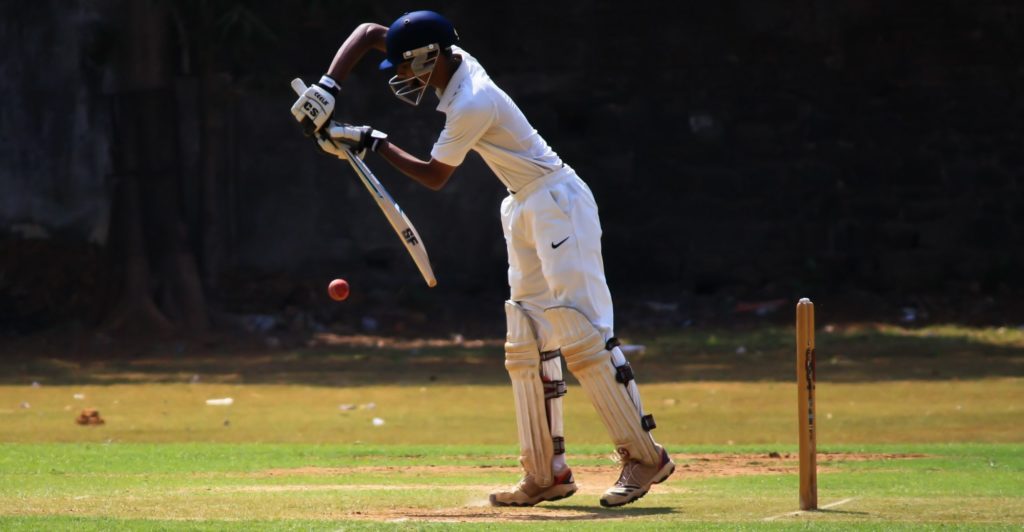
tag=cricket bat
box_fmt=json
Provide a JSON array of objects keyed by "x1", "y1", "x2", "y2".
[{"x1": 291, "y1": 78, "x2": 437, "y2": 288}]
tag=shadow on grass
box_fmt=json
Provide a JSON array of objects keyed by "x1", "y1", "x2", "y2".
[
  {"x1": 555, "y1": 505, "x2": 677, "y2": 519},
  {"x1": 427, "y1": 505, "x2": 679, "y2": 521},
  {"x1": 1, "y1": 323, "x2": 1021, "y2": 386},
  {"x1": 814, "y1": 509, "x2": 871, "y2": 516}
]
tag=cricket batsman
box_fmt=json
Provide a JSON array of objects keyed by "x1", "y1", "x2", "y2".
[{"x1": 290, "y1": 10, "x2": 675, "y2": 507}]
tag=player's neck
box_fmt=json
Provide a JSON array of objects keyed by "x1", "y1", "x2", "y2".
[{"x1": 433, "y1": 55, "x2": 462, "y2": 93}]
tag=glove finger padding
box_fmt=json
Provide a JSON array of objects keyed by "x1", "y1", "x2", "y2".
[
  {"x1": 324, "y1": 123, "x2": 388, "y2": 154},
  {"x1": 316, "y1": 136, "x2": 363, "y2": 161},
  {"x1": 324, "y1": 123, "x2": 367, "y2": 145}
]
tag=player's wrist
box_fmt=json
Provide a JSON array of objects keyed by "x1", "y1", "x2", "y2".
[
  {"x1": 367, "y1": 129, "x2": 388, "y2": 153},
  {"x1": 317, "y1": 75, "x2": 341, "y2": 96}
]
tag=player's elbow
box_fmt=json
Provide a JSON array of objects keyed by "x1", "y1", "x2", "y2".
[
  {"x1": 425, "y1": 174, "x2": 450, "y2": 191},
  {"x1": 358, "y1": 23, "x2": 388, "y2": 48},
  {"x1": 425, "y1": 160, "x2": 456, "y2": 191},
  {"x1": 358, "y1": 22, "x2": 386, "y2": 37}
]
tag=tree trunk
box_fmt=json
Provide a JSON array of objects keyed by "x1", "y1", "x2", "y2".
[
  {"x1": 198, "y1": 55, "x2": 228, "y2": 294},
  {"x1": 100, "y1": 1, "x2": 208, "y2": 337},
  {"x1": 99, "y1": 171, "x2": 173, "y2": 337}
]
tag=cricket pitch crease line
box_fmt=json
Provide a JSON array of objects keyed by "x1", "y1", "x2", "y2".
[{"x1": 762, "y1": 497, "x2": 856, "y2": 521}]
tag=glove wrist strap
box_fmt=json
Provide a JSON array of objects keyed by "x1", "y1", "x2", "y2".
[
  {"x1": 318, "y1": 75, "x2": 340, "y2": 95},
  {"x1": 369, "y1": 130, "x2": 388, "y2": 152}
]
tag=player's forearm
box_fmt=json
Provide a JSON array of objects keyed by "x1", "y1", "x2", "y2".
[
  {"x1": 326, "y1": 23, "x2": 388, "y2": 82},
  {"x1": 378, "y1": 142, "x2": 454, "y2": 191}
]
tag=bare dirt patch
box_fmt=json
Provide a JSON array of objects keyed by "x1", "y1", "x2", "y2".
[
  {"x1": 256, "y1": 452, "x2": 924, "y2": 482},
  {"x1": 205, "y1": 452, "x2": 925, "y2": 522}
]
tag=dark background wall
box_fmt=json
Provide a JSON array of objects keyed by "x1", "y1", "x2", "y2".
[{"x1": 2, "y1": 0, "x2": 1022, "y2": 336}]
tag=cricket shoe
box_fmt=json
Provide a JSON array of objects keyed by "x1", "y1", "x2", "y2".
[
  {"x1": 489, "y1": 468, "x2": 577, "y2": 507},
  {"x1": 600, "y1": 444, "x2": 675, "y2": 508}
]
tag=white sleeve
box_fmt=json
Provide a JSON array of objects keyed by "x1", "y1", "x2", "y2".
[{"x1": 430, "y1": 99, "x2": 494, "y2": 166}]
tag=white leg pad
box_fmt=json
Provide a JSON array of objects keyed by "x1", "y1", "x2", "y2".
[
  {"x1": 504, "y1": 301, "x2": 554, "y2": 488},
  {"x1": 545, "y1": 306, "x2": 660, "y2": 466}
]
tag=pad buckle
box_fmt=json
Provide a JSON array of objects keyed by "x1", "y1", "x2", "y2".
[
  {"x1": 543, "y1": 380, "x2": 567, "y2": 399},
  {"x1": 552, "y1": 436, "x2": 565, "y2": 455},
  {"x1": 605, "y1": 337, "x2": 621, "y2": 351},
  {"x1": 641, "y1": 414, "x2": 657, "y2": 431},
  {"x1": 614, "y1": 363, "x2": 635, "y2": 385}
]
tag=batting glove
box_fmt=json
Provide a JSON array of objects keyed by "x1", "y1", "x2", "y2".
[
  {"x1": 290, "y1": 75, "x2": 340, "y2": 136},
  {"x1": 324, "y1": 123, "x2": 388, "y2": 158}
]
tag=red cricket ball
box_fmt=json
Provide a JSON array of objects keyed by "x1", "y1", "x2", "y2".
[{"x1": 328, "y1": 279, "x2": 350, "y2": 301}]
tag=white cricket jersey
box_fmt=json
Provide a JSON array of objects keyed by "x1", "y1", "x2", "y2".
[{"x1": 431, "y1": 46, "x2": 563, "y2": 192}]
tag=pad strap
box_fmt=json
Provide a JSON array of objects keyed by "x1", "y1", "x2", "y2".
[
  {"x1": 615, "y1": 363, "x2": 635, "y2": 385},
  {"x1": 540, "y1": 349, "x2": 562, "y2": 361},
  {"x1": 543, "y1": 380, "x2": 567, "y2": 399}
]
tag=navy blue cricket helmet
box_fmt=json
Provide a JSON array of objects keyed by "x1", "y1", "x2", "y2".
[{"x1": 379, "y1": 11, "x2": 459, "y2": 70}]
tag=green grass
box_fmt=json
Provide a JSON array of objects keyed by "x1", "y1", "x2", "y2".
[
  {"x1": 0, "y1": 443, "x2": 1020, "y2": 528},
  {"x1": 1, "y1": 382, "x2": 1021, "y2": 528},
  {"x1": 0, "y1": 323, "x2": 1021, "y2": 528}
]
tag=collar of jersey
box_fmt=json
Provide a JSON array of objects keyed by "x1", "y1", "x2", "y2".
[{"x1": 435, "y1": 53, "x2": 470, "y2": 113}]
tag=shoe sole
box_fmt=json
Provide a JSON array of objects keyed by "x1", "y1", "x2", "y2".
[
  {"x1": 600, "y1": 461, "x2": 676, "y2": 508},
  {"x1": 490, "y1": 487, "x2": 578, "y2": 507}
]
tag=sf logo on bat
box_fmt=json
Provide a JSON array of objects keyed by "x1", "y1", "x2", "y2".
[{"x1": 402, "y1": 228, "x2": 419, "y2": 246}]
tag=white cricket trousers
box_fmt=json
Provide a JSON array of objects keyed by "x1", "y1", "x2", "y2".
[{"x1": 500, "y1": 166, "x2": 615, "y2": 352}]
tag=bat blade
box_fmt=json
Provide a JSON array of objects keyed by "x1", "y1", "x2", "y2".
[
  {"x1": 287, "y1": 78, "x2": 437, "y2": 287},
  {"x1": 347, "y1": 152, "x2": 438, "y2": 288}
]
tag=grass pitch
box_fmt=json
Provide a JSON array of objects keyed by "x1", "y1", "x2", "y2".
[
  {"x1": 0, "y1": 323, "x2": 1021, "y2": 529},
  {"x1": 0, "y1": 442, "x2": 1020, "y2": 529}
]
